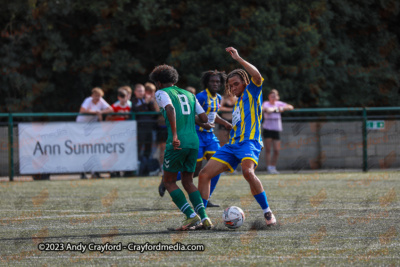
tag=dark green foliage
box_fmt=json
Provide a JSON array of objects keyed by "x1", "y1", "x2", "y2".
[{"x1": 0, "y1": 0, "x2": 399, "y2": 112}]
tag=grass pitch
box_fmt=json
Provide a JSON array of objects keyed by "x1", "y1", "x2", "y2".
[{"x1": 0, "y1": 172, "x2": 399, "y2": 266}]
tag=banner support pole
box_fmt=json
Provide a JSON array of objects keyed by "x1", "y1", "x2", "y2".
[{"x1": 8, "y1": 113, "x2": 14, "y2": 181}]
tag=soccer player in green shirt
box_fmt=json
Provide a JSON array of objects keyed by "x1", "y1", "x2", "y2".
[{"x1": 150, "y1": 64, "x2": 213, "y2": 230}]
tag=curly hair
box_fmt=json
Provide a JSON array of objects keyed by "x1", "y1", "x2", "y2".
[
  {"x1": 149, "y1": 64, "x2": 179, "y2": 85},
  {"x1": 200, "y1": 70, "x2": 227, "y2": 90},
  {"x1": 225, "y1": 69, "x2": 250, "y2": 96}
]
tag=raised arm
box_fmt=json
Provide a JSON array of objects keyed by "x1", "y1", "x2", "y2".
[{"x1": 226, "y1": 47, "x2": 262, "y2": 85}]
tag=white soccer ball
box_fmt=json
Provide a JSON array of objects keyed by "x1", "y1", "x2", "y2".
[{"x1": 222, "y1": 206, "x2": 245, "y2": 229}]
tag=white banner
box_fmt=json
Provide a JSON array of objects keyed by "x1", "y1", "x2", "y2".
[{"x1": 18, "y1": 121, "x2": 137, "y2": 174}]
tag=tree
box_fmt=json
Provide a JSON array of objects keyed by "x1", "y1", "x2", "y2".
[{"x1": 1, "y1": 0, "x2": 399, "y2": 113}]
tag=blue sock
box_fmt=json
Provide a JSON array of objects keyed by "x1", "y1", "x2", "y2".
[
  {"x1": 176, "y1": 172, "x2": 181, "y2": 181},
  {"x1": 209, "y1": 174, "x2": 220, "y2": 197},
  {"x1": 202, "y1": 198, "x2": 208, "y2": 208},
  {"x1": 254, "y1": 191, "x2": 269, "y2": 209}
]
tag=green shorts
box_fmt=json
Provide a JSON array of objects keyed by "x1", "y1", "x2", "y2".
[{"x1": 163, "y1": 148, "x2": 198, "y2": 173}]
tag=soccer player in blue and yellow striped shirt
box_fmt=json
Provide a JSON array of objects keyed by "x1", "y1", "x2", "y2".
[
  {"x1": 191, "y1": 71, "x2": 232, "y2": 207},
  {"x1": 198, "y1": 47, "x2": 276, "y2": 228}
]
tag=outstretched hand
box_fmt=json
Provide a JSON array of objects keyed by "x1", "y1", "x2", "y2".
[
  {"x1": 201, "y1": 123, "x2": 215, "y2": 131},
  {"x1": 226, "y1": 46, "x2": 262, "y2": 85},
  {"x1": 224, "y1": 122, "x2": 233, "y2": 130},
  {"x1": 226, "y1": 47, "x2": 241, "y2": 61}
]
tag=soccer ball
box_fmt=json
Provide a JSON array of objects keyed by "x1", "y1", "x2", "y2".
[{"x1": 222, "y1": 206, "x2": 245, "y2": 229}]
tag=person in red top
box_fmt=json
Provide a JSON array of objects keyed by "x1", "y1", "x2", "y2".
[
  {"x1": 107, "y1": 87, "x2": 131, "y2": 177},
  {"x1": 108, "y1": 87, "x2": 131, "y2": 121}
]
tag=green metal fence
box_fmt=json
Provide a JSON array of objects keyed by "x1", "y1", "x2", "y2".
[
  {"x1": 279, "y1": 107, "x2": 400, "y2": 173},
  {"x1": 1, "y1": 107, "x2": 399, "y2": 181}
]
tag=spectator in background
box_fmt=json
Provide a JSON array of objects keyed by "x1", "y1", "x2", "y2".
[
  {"x1": 108, "y1": 85, "x2": 133, "y2": 177},
  {"x1": 76, "y1": 87, "x2": 113, "y2": 179},
  {"x1": 185, "y1": 86, "x2": 196, "y2": 95},
  {"x1": 108, "y1": 87, "x2": 131, "y2": 121},
  {"x1": 107, "y1": 87, "x2": 131, "y2": 178},
  {"x1": 144, "y1": 82, "x2": 159, "y2": 139},
  {"x1": 132, "y1": 83, "x2": 157, "y2": 175},
  {"x1": 119, "y1": 85, "x2": 132, "y2": 107},
  {"x1": 144, "y1": 82, "x2": 161, "y2": 175},
  {"x1": 262, "y1": 89, "x2": 293, "y2": 174},
  {"x1": 218, "y1": 92, "x2": 237, "y2": 146},
  {"x1": 76, "y1": 87, "x2": 113, "y2": 123},
  {"x1": 145, "y1": 82, "x2": 157, "y2": 104},
  {"x1": 155, "y1": 108, "x2": 167, "y2": 175},
  {"x1": 154, "y1": 81, "x2": 168, "y2": 175}
]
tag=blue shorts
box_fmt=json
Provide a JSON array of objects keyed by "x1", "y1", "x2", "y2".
[
  {"x1": 197, "y1": 131, "x2": 220, "y2": 162},
  {"x1": 211, "y1": 140, "x2": 262, "y2": 172}
]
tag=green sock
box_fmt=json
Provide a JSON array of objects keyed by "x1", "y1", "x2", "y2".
[
  {"x1": 170, "y1": 189, "x2": 195, "y2": 218},
  {"x1": 189, "y1": 190, "x2": 208, "y2": 220}
]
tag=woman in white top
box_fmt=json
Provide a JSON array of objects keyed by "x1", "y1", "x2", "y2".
[
  {"x1": 76, "y1": 87, "x2": 113, "y2": 122},
  {"x1": 262, "y1": 89, "x2": 293, "y2": 174}
]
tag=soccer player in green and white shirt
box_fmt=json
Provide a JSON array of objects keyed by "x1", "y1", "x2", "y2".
[{"x1": 150, "y1": 64, "x2": 212, "y2": 230}]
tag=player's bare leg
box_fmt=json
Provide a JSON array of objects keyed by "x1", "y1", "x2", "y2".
[
  {"x1": 181, "y1": 171, "x2": 198, "y2": 194},
  {"x1": 197, "y1": 154, "x2": 220, "y2": 207},
  {"x1": 270, "y1": 140, "x2": 281, "y2": 174},
  {"x1": 163, "y1": 171, "x2": 179, "y2": 193},
  {"x1": 241, "y1": 159, "x2": 264, "y2": 195},
  {"x1": 198, "y1": 159, "x2": 229, "y2": 204},
  {"x1": 263, "y1": 138, "x2": 272, "y2": 172},
  {"x1": 190, "y1": 159, "x2": 228, "y2": 230},
  {"x1": 241, "y1": 159, "x2": 276, "y2": 226},
  {"x1": 160, "y1": 154, "x2": 221, "y2": 208},
  {"x1": 193, "y1": 160, "x2": 203, "y2": 177},
  {"x1": 178, "y1": 171, "x2": 210, "y2": 230},
  {"x1": 159, "y1": 158, "x2": 203, "y2": 197}
]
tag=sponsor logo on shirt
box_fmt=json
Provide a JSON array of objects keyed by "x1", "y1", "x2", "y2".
[{"x1": 232, "y1": 107, "x2": 240, "y2": 126}]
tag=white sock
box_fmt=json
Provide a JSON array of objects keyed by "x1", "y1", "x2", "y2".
[
  {"x1": 268, "y1": 166, "x2": 274, "y2": 170},
  {"x1": 263, "y1": 207, "x2": 271, "y2": 214},
  {"x1": 189, "y1": 212, "x2": 197, "y2": 218},
  {"x1": 201, "y1": 217, "x2": 209, "y2": 222}
]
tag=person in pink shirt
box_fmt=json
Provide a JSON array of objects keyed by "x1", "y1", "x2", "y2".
[{"x1": 262, "y1": 89, "x2": 293, "y2": 174}]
